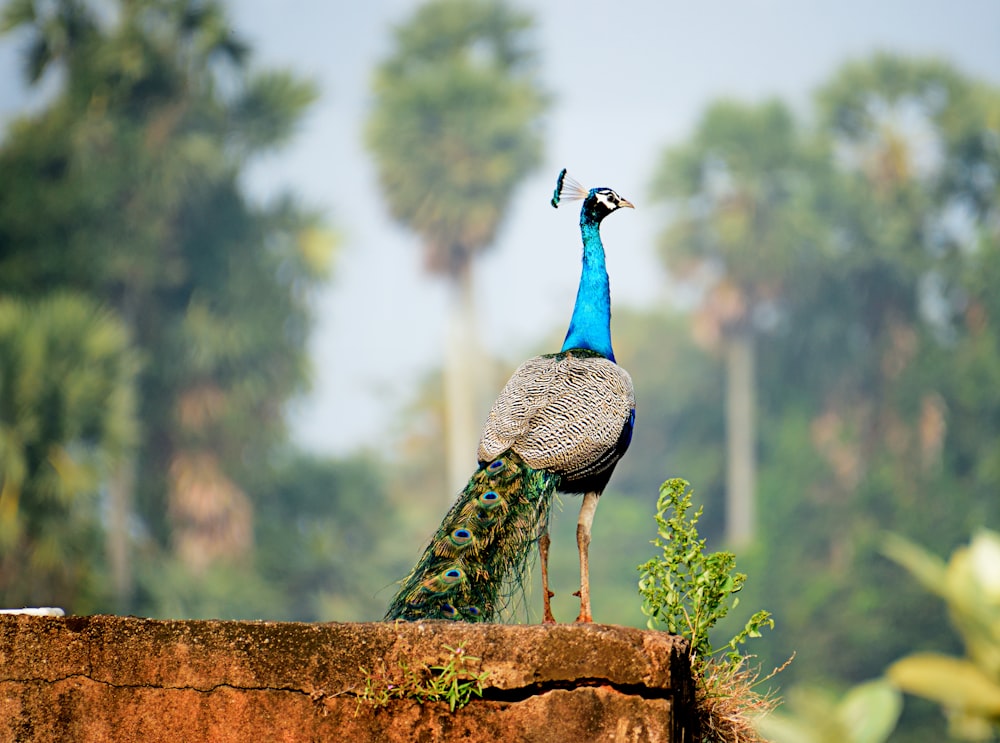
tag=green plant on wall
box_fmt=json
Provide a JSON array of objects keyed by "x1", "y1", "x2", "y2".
[
  {"x1": 358, "y1": 642, "x2": 490, "y2": 712},
  {"x1": 638, "y1": 478, "x2": 778, "y2": 742},
  {"x1": 638, "y1": 478, "x2": 773, "y2": 661},
  {"x1": 884, "y1": 530, "x2": 1000, "y2": 740}
]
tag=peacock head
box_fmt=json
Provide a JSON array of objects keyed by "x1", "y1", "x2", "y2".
[
  {"x1": 550, "y1": 168, "x2": 634, "y2": 223},
  {"x1": 584, "y1": 187, "x2": 635, "y2": 223}
]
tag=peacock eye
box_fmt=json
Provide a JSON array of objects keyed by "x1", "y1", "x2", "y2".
[{"x1": 449, "y1": 528, "x2": 474, "y2": 547}]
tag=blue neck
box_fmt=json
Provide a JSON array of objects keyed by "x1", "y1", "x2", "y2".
[{"x1": 561, "y1": 217, "x2": 615, "y2": 361}]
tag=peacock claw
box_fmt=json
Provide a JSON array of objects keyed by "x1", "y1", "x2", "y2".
[
  {"x1": 571, "y1": 590, "x2": 592, "y2": 622},
  {"x1": 541, "y1": 589, "x2": 556, "y2": 623}
]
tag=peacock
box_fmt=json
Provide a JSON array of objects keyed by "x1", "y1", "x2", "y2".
[{"x1": 385, "y1": 169, "x2": 635, "y2": 624}]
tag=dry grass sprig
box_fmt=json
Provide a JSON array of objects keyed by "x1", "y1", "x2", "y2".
[{"x1": 694, "y1": 654, "x2": 792, "y2": 743}]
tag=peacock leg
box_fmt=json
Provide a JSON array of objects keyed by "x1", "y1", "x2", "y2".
[
  {"x1": 539, "y1": 528, "x2": 556, "y2": 624},
  {"x1": 572, "y1": 491, "x2": 600, "y2": 623}
]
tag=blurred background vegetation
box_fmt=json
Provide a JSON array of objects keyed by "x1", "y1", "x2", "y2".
[{"x1": 1, "y1": 1, "x2": 998, "y2": 740}]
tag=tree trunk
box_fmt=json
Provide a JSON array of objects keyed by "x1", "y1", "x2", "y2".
[
  {"x1": 725, "y1": 330, "x2": 756, "y2": 546},
  {"x1": 108, "y1": 288, "x2": 138, "y2": 612},
  {"x1": 106, "y1": 459, "x2": 134, "y2": 612},
  {"x1": 443, "y1": 259, "x2": 481, "y2": 499}
]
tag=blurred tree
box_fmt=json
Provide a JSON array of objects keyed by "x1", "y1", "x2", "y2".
[
  {"x1": 254, "y1": 451, "x2": 406, "y2": 622},
  {"x1": 0, "y1": 0, "x2": 329, "y2": 610},
  {"x1": 365, "y1": 0, "x2": 548, "y2": 496},
  {"x1": 0, "y1": 293, "x2": 138, "y2": 609},
  {"x1": 650, "y1": 99, "x2": 830, "y2": 545}
]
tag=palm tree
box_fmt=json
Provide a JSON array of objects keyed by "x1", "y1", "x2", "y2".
[
  {"x1": 0, "y1": 293, "x2": 138, "y2": 608},
  {"x1": 651, "y1": 100, "x2": 828, "y2": 545},
  {"x1": 366, "y1": 0, "x2": 548, "y2": 495}
]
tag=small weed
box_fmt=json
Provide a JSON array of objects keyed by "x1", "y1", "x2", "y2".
[{"x1": 357, "y1": 642, "x2": 490, "y2": 713}]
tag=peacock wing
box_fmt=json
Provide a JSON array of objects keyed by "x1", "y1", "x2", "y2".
[
  {"x1": 477, "y1": 353, "x2": 634, "y2": 477},
  {"x1": 477, "y1": 355, "x2": 560, "y2": 461}
]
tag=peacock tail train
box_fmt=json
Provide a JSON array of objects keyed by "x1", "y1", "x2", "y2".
[{"x1": 384, "y1": 451, "x2": 559, "y2": 622}]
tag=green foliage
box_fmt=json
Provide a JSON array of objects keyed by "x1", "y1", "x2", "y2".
[
  {"x1": 754, "y1": 679, "x2": 902, "y2": 743},
  {"x1": 0, "y1": 293, "x2": 139, "y2": 607},
  {"x1": 884, "y1": 531, "x2": 1000, "y2": 739},
  {"x1": 637, "y1": 478, "x2": 772, "y2": 662},
  {"x1": 637, "y1": 479, "x2": 778, "y2": 743},
  {"x1": 358, "y1": 642, "x2": 490, "y2": 712},
  {"x1": 0, "y1": 0, "x2": 328, "y2": 610}
]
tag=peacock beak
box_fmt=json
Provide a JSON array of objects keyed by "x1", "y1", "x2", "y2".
[{"x1": 619, "y1": 198, "x2": 635, "y2": 209}]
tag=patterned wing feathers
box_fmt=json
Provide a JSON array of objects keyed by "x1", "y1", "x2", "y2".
[{"x1": 478, "y1": 354, "x2": 634, "y2": 478}]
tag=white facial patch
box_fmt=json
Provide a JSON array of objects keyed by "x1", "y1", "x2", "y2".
[{"x1": 594, "y1": 190, "x2": 622, "y2": 211}]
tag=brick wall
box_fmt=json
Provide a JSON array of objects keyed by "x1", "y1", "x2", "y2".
[{"x1": 1, "y1": 615, "x2": 694, "y2": 742}]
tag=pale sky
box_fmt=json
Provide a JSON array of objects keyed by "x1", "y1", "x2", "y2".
[{"x1": 2, "y1": 1, "x2": 999, "y2": 454}]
